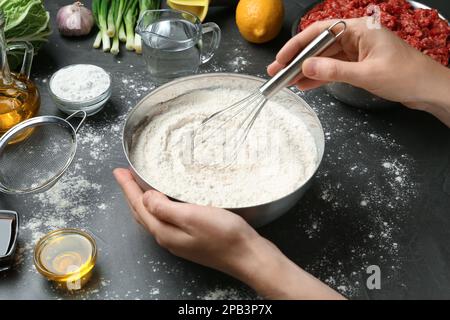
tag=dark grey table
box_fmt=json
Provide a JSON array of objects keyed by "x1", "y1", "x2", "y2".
[{"x1": 1, "y1": 0, "x2": 449, "y2": 300}]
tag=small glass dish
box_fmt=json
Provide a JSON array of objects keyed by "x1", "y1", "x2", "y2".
[
  {"x1": 48, "y1": 64, "x2": 112, "y2": 117},
  {"x1": 34, "y1": 228, "x2": 97, "y2": 290}
]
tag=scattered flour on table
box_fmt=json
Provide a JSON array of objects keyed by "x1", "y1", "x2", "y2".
[
  {"x1": 289, "y1": 89, "x2": 418, "y2": 298},
  {"x1": 15, "y1": 71, "x2": 155, "y2": 274},
  {"x1": 19, "y1": 171, "x2": 103, "y2": 256},
  {"x1": 200, "y1": 44, "x2": 251, "y2": 74},
  {"x1": 228, "y1": 49, "x2": 250, "y2": 72},
  {"x1": 200, "y1": 287, "x2": 253, "y2": 300},
  {"x1": 227, "y1": 47, "x2": 251, "y2": 72}
]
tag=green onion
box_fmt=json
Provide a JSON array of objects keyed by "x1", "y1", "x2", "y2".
[
  {"x1": 119, "y1": 23, "x2": 126, "y2": 42},
  {"x1": 125, "y1": 0, "x2": 139, "y2": 51},
  {"x1": 111, "y1": 0, "x2": 125, "y2": 55},
  {"x1": 92, "y1": 0, "x2": 160, "y2": 54},
  {"x1": 106, "y1": 0, "x2": 117, "y2": 37},
  {"x1": 93, "y1": 30, "x2": 102, "y2": 48},
  {"x1": 134, "y1": 0, "x2": 161, "y2": 54},
  {"x1": 99, "y1": 0, "x2": 111, "y2": 52},
  {"x1": 92, "y1": 0, "x2": 101, "y2": 48}
]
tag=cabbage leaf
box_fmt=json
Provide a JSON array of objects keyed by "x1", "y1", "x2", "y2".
[{"x1": 0, "y1": 0, "x2": 51, "y2": 69}]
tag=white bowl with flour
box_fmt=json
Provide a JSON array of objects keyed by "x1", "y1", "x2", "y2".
[
  {"x1": 123, "y1": 74, "x2": 325, "y2": 227},
  {"x1": 49, "y1": 64, "x2": 112, "y2": 116}
]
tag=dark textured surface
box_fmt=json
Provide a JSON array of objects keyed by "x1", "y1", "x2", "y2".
[{"x1": 0, "y1": 0, "x2": 449, "y2": 299}]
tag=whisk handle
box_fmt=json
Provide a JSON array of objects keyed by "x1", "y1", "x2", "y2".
[{"x1": 260, "y1": 21, "x2": 346, "y2": 99}]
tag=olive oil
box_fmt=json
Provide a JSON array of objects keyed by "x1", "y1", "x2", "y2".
[
  {"x1": 34, "y1": 229, "x2": 97, "y2": 288},
  {"x1": 0, "y1": 11, "x2": 40, "y2": 140},
  {"x1": 0, "y1": 73, "x2": 40, "y2": 136}
]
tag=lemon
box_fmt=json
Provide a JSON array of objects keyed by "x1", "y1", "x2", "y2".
[
  {"x1": 167, "y1": 0, "x2": 210, "y2": 22},
  {"x1": 236, "y1": 0, "x2": 284, "y2": 44}
]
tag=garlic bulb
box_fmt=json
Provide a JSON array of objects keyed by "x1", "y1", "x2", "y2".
[{"x1": 57, "y1": 1, "x2": 94, "y2": 36}]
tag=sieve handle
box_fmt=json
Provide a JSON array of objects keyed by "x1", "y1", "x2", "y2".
[{"x1": 65, "y1": 111, "x2": 87, "y2": 133}]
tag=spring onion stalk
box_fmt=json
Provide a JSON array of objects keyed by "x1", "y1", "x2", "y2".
[
  {"x1": 114, "y1": 0, "x2": 125, "y2": 30},
  {"x1": 111, "y1": 28, "x2": 120, "y2": 54},
  {"x1": 92, "y1": 0, "x2": 101, "y2": 48},
  {"x1": 93, "y1": 0, "x2": 159, "y2": 54},
  {"x1": 125, "y1": 0, "x2": 139, "y2": 50},
  {"x1": 106, "y1": 0, "x2": 117, "y2": 37},
  {"x1": 92, "y1": 0, "x2": 100, "y2": 27},
  {"x1": 111, "y1": 0, "x2": 125, "y2": 55},
  {"x1": 134, "y1": 0, "x2": 146, "y2": 54},
  {"x1": 97, "y1": 0, "x2": 111, "y2": 52},
  {"x1": 134, "y1": 33, "x2": 142, "y2": 54},
  {"x1": 93, "y1": 30, "x2": 102, "y2": 48},
  {"x1": 134, "y1": 0, "x2": 161, "y2": 54},
  {"x1": 119, "y1": 23, "x2": 126, "y2": 42}
]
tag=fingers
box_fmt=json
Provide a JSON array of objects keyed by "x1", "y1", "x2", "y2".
[
  {"x1": 142, "y1": 190, "x2": 195, "y2": 230},
  {"x1": 138, "y1": 204, "x2": 191, "y2": 248},
  {"x1": 267, "y1": 61, "x2": 284, "y2": 77},
  {"x1": 267, "y1": 19, "x2": 349, "y2": 87},
  {"x1": 142, "y1": 190, "x2": 234, "y2": 234},
  {"x1": 113, "y1": 168, "x2": 145, "y2": 225},
  {"x1": 296, "y1": 78, "x2": 328, "y2": 91},
  {"x1": 124, "y1": 198, "x2": 144, "y2": 226},
  {"x1": 113, "y1": 168, "x2": 190, "y2": 249},
  {"x1": 114, "y1": 168, "x2": 219, "y2": 232},
  {"x1": 267, "y1": 43, "x2": 343, "y2": 78},
  {"x1": 113, "y1": 168, "x2": 142, "y2": 200},
  {"x1": 275, "y1": 20, "x2": 341, "y2": 67},
  {"x1": 302, "y1": 57, "x2": 365, "y2": 85}
]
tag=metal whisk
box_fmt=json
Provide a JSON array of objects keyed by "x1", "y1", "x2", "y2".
[{"x1": 193, "y1": 21, "x2": 346, "y2": 165}]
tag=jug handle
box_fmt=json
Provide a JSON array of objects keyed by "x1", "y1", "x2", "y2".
[
  {"x1": 200, "y1": 22, "x2": 221, "y2": 64},
  {"x1": 6, "y1": 41, "x2": 34, "y2": 79}
]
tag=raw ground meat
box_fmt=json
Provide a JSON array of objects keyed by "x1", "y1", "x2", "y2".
[{"x1": 299, "y1": 0, "x2": 450, "y2": 65}]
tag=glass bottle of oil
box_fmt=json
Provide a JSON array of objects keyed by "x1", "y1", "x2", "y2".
[{"x1": 0, "y1": 10, "x2": 40, "y2": 137}]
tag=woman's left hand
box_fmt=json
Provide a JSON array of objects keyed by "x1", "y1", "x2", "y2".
[
  {"x1": 113, "y1": 168, "x2": 274, "y2": 282},
  {"x1": 113, "y1": 168, "x2": 344, "y2": 300}
]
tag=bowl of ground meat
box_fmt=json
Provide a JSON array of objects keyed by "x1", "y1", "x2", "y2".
[{"x1": 292, "y1": 0, "x2": 450, "y2": 110}]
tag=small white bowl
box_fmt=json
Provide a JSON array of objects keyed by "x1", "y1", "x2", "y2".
[{"x1": 48, "y1": 64, "x2": 112, "y2": 116}]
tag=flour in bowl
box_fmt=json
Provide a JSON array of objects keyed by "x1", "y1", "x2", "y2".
[
  {"x1": 50, "y1": 64, "x2": 110, "y2": 102},
  {"x1": 130, "y1": 87, "x2": 318, "y2": 208}
]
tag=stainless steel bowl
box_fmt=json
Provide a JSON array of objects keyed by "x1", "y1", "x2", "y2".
[
  {"x1": 122, "y1": 73, "x2": 325, "y2": 227},
  {"x1": 291, "y1": 0, "x2": 449, "y2": 110}
]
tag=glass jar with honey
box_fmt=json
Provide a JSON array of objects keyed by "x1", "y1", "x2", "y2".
[{"x1": 0, "y1": 10, "x2": 40, "y2": 137}]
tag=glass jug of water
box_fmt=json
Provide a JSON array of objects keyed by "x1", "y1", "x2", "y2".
[{"x1": 136, "y1": 9, "x2": 221, "y2": 84}]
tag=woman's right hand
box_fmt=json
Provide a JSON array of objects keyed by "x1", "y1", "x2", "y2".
[{"x1": 268, "y1": 17, "x2": 450, "y2": 125}]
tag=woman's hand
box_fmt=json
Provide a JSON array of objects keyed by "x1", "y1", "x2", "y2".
[
  {"x1": 113, "y1": 168, "x2": 264, "y2": 278},
  {"x1": 268, "y1": 17, "x2": 450, "y2": 126},
  {"x1": 113, "y1": 168, "x2": 344, "y2": 300}
]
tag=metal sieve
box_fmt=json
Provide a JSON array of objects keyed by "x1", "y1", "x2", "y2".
[{"x1": 0, "y1": 111, "x2": 86, "y2": 195}]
